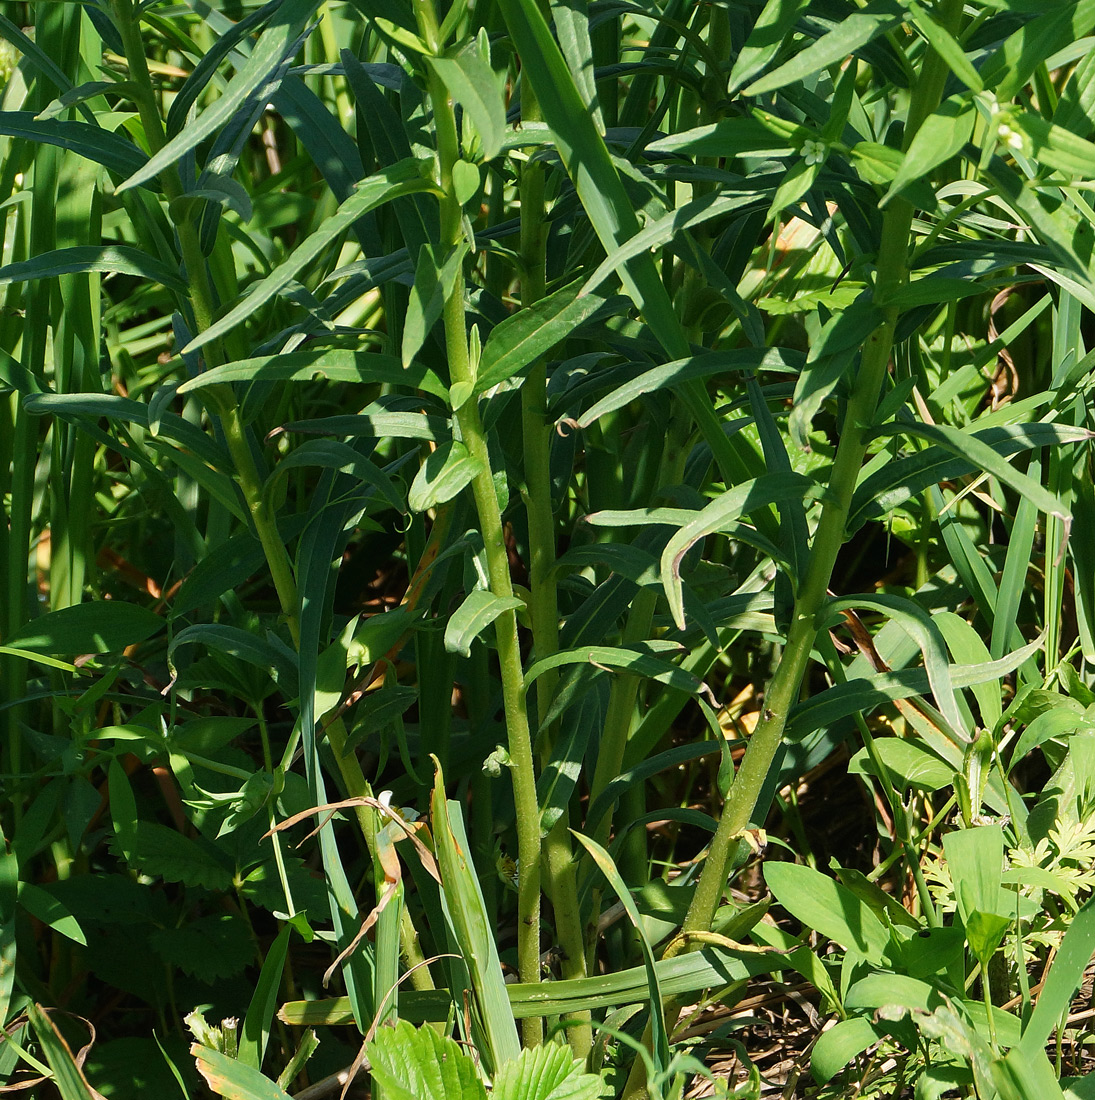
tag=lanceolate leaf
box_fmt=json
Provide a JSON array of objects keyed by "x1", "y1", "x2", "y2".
[
  {"x1": 849, "y1": 423, "x2": 1092, "y2": 532},
  {"x1": 183, "y1": 161, "x2": 437, "y2": 354},
  {"x1": 120, "y1": 0, "x2": 323, "y2": 192},
  {"x1": 0, "y1": 112, "x2": 149, "y2": 181},
  {"x1": 743, "y1": 0, "x2": 905, "y2": 95},
  {"x1": 660, "y1": 474, "x2": 819, "y2": 629},
  {"x1": 430, "y1": 764, "x2": 521, "y2": 1070},
  {"x1": 523, "y1": 643, "x2": 706, "y2": 699},
  {"x1": 6, "y1": 602, "x2": 163, "y2": 655},
  {"x1": 866, "y1": 421, "x2": 1077, "y2": 520},
  {"x1": 279, "y1": 944, "x2": 774, "y2": 1025},
  {"x1": 178, "y1": 349, "x2": 448, "y2": 400},
  {"x1": 408, "y1": 440, "x2": 484, "y2": 512},
  {"x1": 576, "y1": 347, "x2": 803, "y2": 428},
  {"x1": 444, "y1": 590, "x2": 524, "y2": 657},
  {"x1": 0, "y1": 245, "x2": 185, "y2": 292},
  {"x1": 476, "y1": 279, "x2": 605, "y2": 393},
  {"x1": 427, "y1": 40, "x2": 506, "y2": 161}
]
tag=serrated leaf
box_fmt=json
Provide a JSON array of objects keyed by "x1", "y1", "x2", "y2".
[
  {"x1": 117, "y1": 822, "x2": 232, "y2": 892},
  {"x1": 366, "y1": 1019, "x2": 486, "y2": 1100},
  {"x1": 444, "y1": 590, "x2": 524, "y2": 657},
  {"x1": 150, "y1": 914, "x2": 253, "y2": 983},
  {"x1": 492, "y1": 1042, "x2": 603, "y2": 1100}
]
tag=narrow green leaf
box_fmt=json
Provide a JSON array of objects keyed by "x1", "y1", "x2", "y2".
[
  {"x1": 17, "y1": 883, "x2": 85, "y2": 946},
  {"x1": 476, "y1": 279, "x2": 605, "y2": 393},
  {"x1": 1012, "y1": 110, "x2": 1095, "y2": 178},
  {"x1": 867, "y1": 421, "x2": 1073, "y2": 520},
  {"x1": 883, "y1": 94, "x2": 975, "y2": 204},
  {"x1": 265, "y1": 440, "x2": 405, "y2": 516},
  {"x1": 728, "y1": 0, "x2": 813, "y2": 94},
  {"x1": 6, "y1": 602, "x2": 162, "y2": 655},
  {"x1": 744, "y1": 0, "x2": 905, "y2": 95},
  {"x1": 660, "y1": 474, "x2": 819, "y2": 629},
  {"x1": 1018, "y1": 892, "x2": 1095, "y2": 1058},
  {"x1": 571, "y1": 832, "x2": 669, "y2": 1070},
  {"x1": 524, "y1": 643, "x2": 705, "y2": 699},
  {"x1": 576, "y1": 347, "x2": 802, "y2": 428},
  {"x1": 26, "y1": 1005, "x2": 98, "y2": 1100},
  {"x1": 430, "y1": 763, "x2": 521, "y2": 1069},
  {"x1": 905, "y1": 1, "x2": 982, "y2": 91},
  {"x1": 239, "y1": 924, "x2": 292, "y2": 1071},
  {"x1": 120, "y1": 0, "x2": 323, "y2": 192},
  {"x1": 279, "y1": 944, "x2": 770, "y2": 1025},
  {"x1": 0, "y1": 245, "x2": 184, "y2": 292},
  {"x1": 177, "y1": 348, "x2": 448, "y2": 401},
  {"x1": 444, "y1": 590, "x2": 524, "y2": 657},
  {"x1": 943, "y1": 826, "x2": 1007, "y2": 924},
  {"x1": 646, "y1": 112, "x2": 808, "y2": 158},
  {"x1": 192, "y1": 1044, "x2": 294, "y2": 1100},
  {"x1": 183, "y1": 161, "x2": 436, "y2": 354},
  {"x1": 427, "y1": 40, "x2": 506, "y2": 161},
  {"x1": 849, "y1": 423, "x2": 1090, "y2": 533},
  {"x1": 0, "y1": 112, "x2": 149, "y2": 182},
  {"x1": 826, "y1": 594, "x2": 965, "y2": 739},
  {"x1": 403, "y1": 242, "x2": 468, "y2": 367},
  {"x1": 408, "y1": 440, "x2": 483, "y2": 512}
]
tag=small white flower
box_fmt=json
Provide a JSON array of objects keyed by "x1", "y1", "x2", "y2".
[
  {"x1": 997, "y1": 122, "x2": 1025, "y2": 152},
  {"x1": 802, "y1": 139, "x2": 827, "y2": 166}
]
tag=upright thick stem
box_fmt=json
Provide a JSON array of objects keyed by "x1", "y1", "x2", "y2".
[
  {"x1": 677, "y1": 0, "x2": 963, "y2": 948},
  {"x1": 421, "y1": 40, "x2": 543, "y2": 1041}
]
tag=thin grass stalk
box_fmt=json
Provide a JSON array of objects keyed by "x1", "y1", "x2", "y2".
[{"x1": 416, "y1": 0, "x2": 543, "y2": 1041}]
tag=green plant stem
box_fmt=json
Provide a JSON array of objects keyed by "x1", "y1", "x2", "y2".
[
  {"x1": 419, "y1": 19, "x2": 543, "y2": 1041},
  {"x1": 622, "y1": 5, "x2": 964, "y2": 1096},
  {"x1": 676, "y1": 0, "x2": 963, "y2": 955},
  {"x1": 114, "y1": 0, "x2": 437, "y2": 1008},
  {"x1": 517, "y1": 89, "x2": 592, "y2": 1055}
]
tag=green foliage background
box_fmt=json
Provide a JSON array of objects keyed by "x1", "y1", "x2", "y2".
[{"x1": 2, "y1": 1, "x2": 1095, "y2": 1097}]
